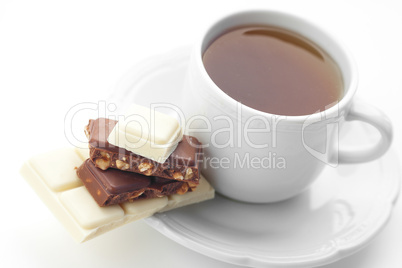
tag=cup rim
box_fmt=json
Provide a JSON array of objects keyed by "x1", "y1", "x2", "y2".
[{"x1": 194, "y1": 9, "x2": 358, "y2": 122}]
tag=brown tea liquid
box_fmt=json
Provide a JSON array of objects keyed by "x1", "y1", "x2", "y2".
[{"x1": 202, "y1": 26, "x2": 343, "y2": 116}]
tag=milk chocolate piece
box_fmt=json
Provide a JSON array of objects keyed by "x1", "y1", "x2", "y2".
[
  {"x1": 86, "y1": 118, "x2": 202, "y2": 185},
  {"x1": 77, "y1": 159, "x2": 190, "y2": 207}
]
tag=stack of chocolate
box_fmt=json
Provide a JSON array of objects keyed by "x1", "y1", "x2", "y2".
[
  {"x1": 76, "y1": 105, "x2": 204, "y2": 208},
  {"x1": 21, "y1": 105, "x2": 214, "y2": 242}
]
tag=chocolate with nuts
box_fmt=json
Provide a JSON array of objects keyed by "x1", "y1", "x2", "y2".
[
  {"x1": 77, "y1": 159, "x2": 191, "y2": 207},
  {"x1": 85, "y1": 118, "x2": 202, "y2": 185}
]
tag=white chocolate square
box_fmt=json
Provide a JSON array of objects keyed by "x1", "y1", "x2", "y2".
[
  {"x1": 74, "y1": 146, "x2": 90, "y2": 161},
  {"x1": 60, "y1": 186, "x2": 125, "y2": 229},
  {"x1": 30, "y1": 148, "x2": 83, "y2": 192},
  {"x1": 121, "y1": 197, "x2": 168, "y2": 217},
  {"x1": 107, "y1": 104, "x2": 183, "y2": 163}
]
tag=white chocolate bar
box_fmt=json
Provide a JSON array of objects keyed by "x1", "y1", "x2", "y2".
[
  {"x1": 107, "y1": 104, "x2": 183, "y2": 163},
  {"x1": 20, "y1": 147, "x2": 214, "y2": 243}
]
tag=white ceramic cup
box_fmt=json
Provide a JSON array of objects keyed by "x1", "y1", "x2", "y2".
[{"x1": 182, "y1": 10, "x2": 393, "y2": 203}]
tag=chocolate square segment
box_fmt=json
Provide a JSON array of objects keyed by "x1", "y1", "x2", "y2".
[
  {"x1": 76, "y1": 159, "x2": 190, "y2": 207},
  {"x1": 86, "y1": 118, "x2": 202, "y2": 185}
]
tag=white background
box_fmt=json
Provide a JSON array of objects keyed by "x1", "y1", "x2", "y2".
[{"x1": 1, "y1": 0, "x2": 401, "y2": 267}]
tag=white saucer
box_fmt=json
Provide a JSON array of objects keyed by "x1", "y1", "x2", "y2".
[{"x1": 111, "y1": 47, "x2": 401, "y2": 267}]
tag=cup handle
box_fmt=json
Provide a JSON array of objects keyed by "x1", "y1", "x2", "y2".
[{"x1": 337, "y1": 99, "x2": 393, "y2": 164}]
